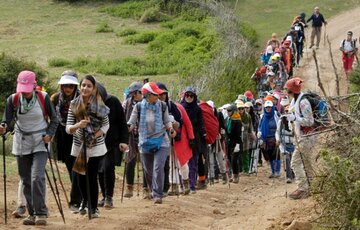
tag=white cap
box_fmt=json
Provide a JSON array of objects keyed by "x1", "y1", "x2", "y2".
[
  {"x1": 280, "y1": 96, "x2": 290, "y2": 106},
  {"x1": 273, "y1": 93, "x2": 281, "y2": 100},
  {"x1": 264, "y1": 100, "x2": 274, "y2": 107},
  {"x1": 286, "y1": 36, "x2": 292, "y2": 42},
  {"x1": 58, "y1": 75, "x2": 79, "y2": 85},
  {"x1": 207, "y1": 100, "x2": 215, "y2": 108}
]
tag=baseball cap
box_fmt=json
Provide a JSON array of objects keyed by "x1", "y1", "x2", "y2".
[
  {"x1": 16, "y1": 70, "x2": 36, "y2": 93},
  {"x1": 142, "y1": 82, "x2": 164, "y2": 95},
  {"x1": 128, "y1": 82, "x2": 143, "y2": 93},
  {"x1": 264, "y1": 100, "x2": 274, "y2": 108}
]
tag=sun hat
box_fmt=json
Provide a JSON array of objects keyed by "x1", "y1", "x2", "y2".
[
  {"x1": 16, "y1": 70, "x2": 36, "y2": 93},
  {"x1": 245, "y1": 102, "x2": 253, "y2": 108},
  {"x1": 285, "y1": 77, "x2": 304, "y2": 94},
  {"x1": 280, "y1": 96, "x2": 290, "y2": 106},
  {"x1": 58, "y1": 70, "x2": 79, "y2": 85},
  {"x1": 207, "y1": 100, "x2": 215, "y2": 109},
  {"x1": 142, "y1": 82, "x2": 164, "y2": 95},
  {"x1": 128, "y1": 82, "x2": 143, "y2": 94},
  {"x1": 255, "y1": 99, "x2": 263, "y2": 105},
  {"x1": 264, "y1": 100, "x2": 274, "y2": 108},
  {"x1": 236, "y1": 101, "x2": 246, "y2": 108}
]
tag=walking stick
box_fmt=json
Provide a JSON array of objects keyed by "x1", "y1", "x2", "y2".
[
  {"x1": 136, "y1": 150, "x2": 140, "y2": 197},
  {"x1": 171, "y1": 139, "x2": 179, "y2": 198},
  {"x1": 44, "y1": 142, "x2": 66, "y2": 223},
  {"x1": 323, "y1": 24, "x2": 326, "y2": 47},
  {"x1": 2, "y1": 132, "x2": 7, "y2": 225},
  {"x1": 45, "y1": 169, "x2": 63, "y2": 218},
  {"x1": 121, "y1": 149, "x2": 128, "y2": 203},
  {"x1": 53, "y1": 153, "x2": 70, "y2": 207},
  {"x1": 221, "y1": 140, "x2": 230, "y2": 189},
  {"x1": 82, "y1": 130, "x2": 92, "y2": 220}
]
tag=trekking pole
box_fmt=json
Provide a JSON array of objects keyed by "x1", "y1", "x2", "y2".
[
  {"x1": 323, "y1": 24, "x2": 326, "y2": 47},
  {"x1": 82, "y1": 130, "x2": 92, "y2": 220},
  {"x1": 291, "y1": 122, "x2": 312, "y2": 192},
  {"x1": 44, "y1": 140, "x2": 66, "y2": 223},
  {"x1": 284, "y1": 152, "x2": 288, "y2": 198},
  {"x1": 221, "y1": 140, "x2": 230, "y2": 189},
  {"x1": 2, "y1": 131, "x2": 8, "y2": 225},
  {"x1": 136, "y1": 150, "x2": 140, "y2": 197},
  {"x1": 171, "y1": 139, "x2": 179, "y2": 198},
  {"x1": 52, "y1": 152, "x2": 70, "y2": 208},
  {"x1": 121, "y1": 149, "x2": 129, "y2": 203},
  {"x1": 44, "y1": 169, "x2": 63, "y2": 219},
  {"x1": 170, "y1": 141, "x2": 174, "y2": 194}
]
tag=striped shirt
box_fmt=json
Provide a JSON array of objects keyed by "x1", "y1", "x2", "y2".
[{"x1": 66, "y1": 105, "x2": 109, "y2": 157}]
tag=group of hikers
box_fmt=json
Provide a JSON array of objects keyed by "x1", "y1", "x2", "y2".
[{"x1": 0, "y1": 5, "x2": 354, "y2": 226}]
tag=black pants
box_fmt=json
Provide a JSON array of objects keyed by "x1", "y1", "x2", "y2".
[
  {"x1": 198, "y1": 151, "x2": 206, "y2": 179},
  {"x1": 126, "y1": 153, "x2": 147, "y2": 188},
  {"x1": 163, "y1": 156, "x2": 170, "y2": 192},
  {"x1": 70, "y1": 157, "x2": 82, "y2": 205},
  {"x1": 98, "y1": 149, "x2": 116, "y2": 198},
  {"x1": 231, "y1": 151, "x2": 241, "y2": 175},
  {"x1": 78, "y1": 156, "x2": 102, "y2": 211}
]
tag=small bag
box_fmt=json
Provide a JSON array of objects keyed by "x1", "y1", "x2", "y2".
[
  {"x1": 285, "y1": 144, "x2": 295, "y2": 153},
  {"x1": 265, "y1": 138, "x2": 276, "y2": 151},
  {"x1": 141, "y1": 135, "x2": 164, "y2": 153}
]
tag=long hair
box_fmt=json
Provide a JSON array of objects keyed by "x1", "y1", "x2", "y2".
[{"x1": 71, "y1": 74, "x2": 105, "y2": 120}]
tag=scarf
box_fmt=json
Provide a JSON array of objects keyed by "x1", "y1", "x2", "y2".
[
  {"x1": 260, "y1": 106, "x2": 275, "y2": 140},
  {"x1": 139, "y1": 99, "x2": 162, "y2": 145},
  {"x1": 57, "y1": 90, "x2": 79, "y2": 126},
  {"x1": 181, "y1": 95, "x2": 198, "y2": 121},
  {"x1": 19, "y1": 92, "x2": 36, "y2": 113},
  {"x1": 227, "y1": 111, "x2": 241, "y2": 134}
]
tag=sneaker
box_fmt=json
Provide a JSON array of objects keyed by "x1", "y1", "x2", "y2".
[
  {"x1": 214, "y1": 178, "x2": 219, "y2": 183},
  {"x1": 12, "y1": 205, "x2": 26, "y2": 218},
  {"x1": 143, "y1": 188, "x2": 151, "y2": 200},
  {"x1": 90, "y1": 208, "x2": 100, "y2": 218},
  {"x1": 258, "y1": 163, "x2": 263, "y2": 167},
  {"x1": 289, "y1": 189, "x2": 310, "y2": 200},
  {"x1": 232, "y1": 174, "x2": 239, "y2": 184},
  {"x1": 35, "y1": 215, "x2": 47, "y2": 225},
  {"x1": 104, "y1": 197, "x2": 113, "y2": 209},
  {"x1": 23, "y1": 215, "x2": 35, "y2": 225},
  {"x1": 79, "y1": 202, "x2": 87, "y2": 215},
  {"x1": 190, "y1": 189, "x2": 196, "y2": 194},
  {"x1": 286, "y1": 178, "x2": 293, "y2": 184},
  {"x1": 275, "y1": 173, "x2": 281, "y2": 178},
  {"x1": 124, "y1": 185, "x2": 134, "y2": 198},
  {"x1": 309, "y1": 44, "x2": 314, "y2": 49},
  {"x1": 269, "y1": 174, "x2": 275, "y2": 178},
  {"x1": 69, "y1": 203, "x2": 80, "y2": 214},
  {"x1": 154, "y1": 198, "x2": 162, "y2": 204},
  {"x1": 222, "y1": 174, "x2": 228, "y2": 184},
  {"x1": 98, "y1": 198, "x2": 105, "y2": 207},
  {"x1": 197, "y1": 180, "x2": 207, "y2": 190}
]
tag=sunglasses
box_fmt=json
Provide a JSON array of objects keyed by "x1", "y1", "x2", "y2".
[
  {"x1": 265, "y1": 106, "x2": 272, "y2": 109},
  {"x1": 136, "y1": 91, "x2": 142, "y2": 95},
  {"x1": 151, "y1": 93, "x2": 159, "y2": 97},
  {"x1": 185, "y1": 93, "x2": 194, "y2": 98},
  {"x1": 238, "y1": 108, "x2": 245, "y2": 110},
  {"x1": 63, "y1": 84, "x2": 76, "y2": 89}
]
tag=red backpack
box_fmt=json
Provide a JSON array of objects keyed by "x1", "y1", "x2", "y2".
[
  {"x1": 12, "y1": 90, "x2": 48, "y2": 120},
  {"x1": 199, "y1": 102, "x2": 219, "y2": 145}
]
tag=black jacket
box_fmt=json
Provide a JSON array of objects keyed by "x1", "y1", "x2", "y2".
[
  {"x1": 226, "y1": 118, "x2": 243, "y2": 152},
  {"x1": 307, "y1": 13, "x2": 325, "y2": 27}
]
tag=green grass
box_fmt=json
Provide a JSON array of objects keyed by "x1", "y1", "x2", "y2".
[{"x1": 228, "y1": 0, "x2": 360, "y2": 49}]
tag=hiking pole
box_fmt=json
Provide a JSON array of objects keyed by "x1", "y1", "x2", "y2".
[
  {"x1": 45, "y1": 169, "x2": 63, "y2": 219},
  {"x1": 284, "y1": 152, "x2": 288, "y2": 198},
  {"x1": 82, "y1": 130, "x2": 92, "y2": 220},
  {"x1": 221, "y1": 140, "x2": 230, "y2": 189},
  {"x1": 323, "y1": 24, "x2": 326, "y2": 47},
  {"x1": 44, "y1": 141, "x2": 65, "y2": 223},
  {"x1": 121, "y1": 149, "x2": 129, "y2": 203},
  {"x1": 171, "y1": 140, "x2": 179, "y2": 198},
  {"x1": 136, "y1": 150, "x2": 140, "y2": 197},
  {"x1": 53, "y1": 153, "x2": 70, "y2": 208},
  {"x1": 2, "y1": 130, "x2": 8, "y2": 225}
]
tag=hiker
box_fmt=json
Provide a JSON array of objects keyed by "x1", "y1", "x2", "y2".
[
  {"x1": 127, "y1": 82, "x2": 176, "y2": 204},
  {"x1": 51, "y1": 70, "x2": 82, "y2": 213},
  {"x1": 261, "y1": 45, "x2": 274, "y2": 65},
  {"x1": 0, "y1": 70, "x2": 59, "y2": 225},
  {"x1": 180, "y1": 87, "x2": 207, "y2": 193},
  {"x1": 276, "y1": 98, "x2": 295, "y2": 183},
  {"x1": 123, "y1": 82, "x2": 149, "y2": 199},
  {"x1": 267, "y1": 33, "x2": 281, "y2": 50},
  {"x1": 225, "y1": 104, "x2": 243, "y2": 183},
  {"x1": 307, "y1": 6, "x2": 327, "y2": 49},
  {"x1": 285, "y1": 77, "x2": 315, "y2": 199},
  {"x1": 245, "y1": 102, "x2": 259, "y2": 173},
  {"x1": 97, "y1": 83, "x2": 129, "y2": 208},
  {"x1": 258, "y1": 100, "x2": 280, "y2": 178},
  {"x1": 66, "y1": 74, "x2": 110, "y2": 217},
  {"x1": 156, "y1": 82, "x2": 185, "y2": 196},
  {"x1": 340, "y1": 31, "x2": 358, "y2": 76},
  {"x1": 238, "y1": 101, "x2": 255, "y2": 175}
]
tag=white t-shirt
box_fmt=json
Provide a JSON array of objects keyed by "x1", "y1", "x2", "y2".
[{"x1": 340, "y1": 39, "x2": 357, "y2": 52}]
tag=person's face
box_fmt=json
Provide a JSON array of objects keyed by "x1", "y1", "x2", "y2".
[
  {"x1": 315, "y1": 9, "x2": 320, "y2": 14},
  {"x1": 256, "y1": 104, "x2": 262, "y2": 111},
  {"x1": 286, "y1": 89, "x2": 294, "y2": 99},
  {"x1": 238, "y1": 107, "x2": 245, "y2": 114},
  {"x1": 275, "y1": 84, "x2": 281, "y2": 90},
  {"x1": 265, "y1": 106, "x2": 272, "y2": 113},
  {"x1": 132, "y1": 91, "x2": 143, "y2": 102},
  {"x1": 245, "y1": 107, "x2": 250, "y2": 113},
  {"x1": 62, "y1": 84, "x2": 76, "y2": 97},
  {"x1": 146, "y1": 93, "x2": 159, "y2": 104},
  {"x1": 80, "y1": 79, "x2": 94, "y2": 99},
  {"x1": 22, "y1": 92, "x2": 33, "y2": 99},
  {"x1": 347, "y1": 34, "x2": 352, "y2": 40},
  {"x1": 184, "y1": 92, "x2": 195, "y2": 103},
  {"x1": 159, "y1": 93, "x2": 167, "y2": 102}
]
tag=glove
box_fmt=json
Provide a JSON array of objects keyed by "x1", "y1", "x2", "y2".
[
  {"x1": 287, "y1": 113, "x2": 296, "y2": 122},
  {"x1": 259, "y1": 139, "x2": 263, "y2": 146},
  {"x1": 168, "y1": 115, "x2": 175, "y2": 123},
  {"x1": 189, "y1": 139, "x2": 195, "y2": 149},
  {"x1": 257, "y1": 132, "x2": 262, "y2": 139}
]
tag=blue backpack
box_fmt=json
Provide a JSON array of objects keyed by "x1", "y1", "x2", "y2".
[{"x1": 300, "y1": 92, "x2": 329, "y2": 128}]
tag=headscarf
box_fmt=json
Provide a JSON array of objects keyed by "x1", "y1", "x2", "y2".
[
  {"x1": 227, "y1": 111, "x2": 241, "y2": 134},
  {"x1": 181, "y1": 94, "x2": 199, "y2": 121},
  {"x1": 260, "y1": 106, "x2": 275, "y2": 140},
  {"x1": 56, "y1": 88, "x2": 79, "y2": 126}
]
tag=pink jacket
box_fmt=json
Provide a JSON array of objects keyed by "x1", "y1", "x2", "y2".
[{"x1": 174, "y1": 103, "x2": 194, "y2": 167}]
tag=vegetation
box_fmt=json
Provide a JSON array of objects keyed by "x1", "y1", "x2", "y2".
[{"x1": 96, "y1": 22, "x2": 114, "y2": 33}]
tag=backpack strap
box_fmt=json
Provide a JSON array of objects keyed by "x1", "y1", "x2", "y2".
[{"x1": 12, "y1": 90, "x2": 48, "y2": 120}]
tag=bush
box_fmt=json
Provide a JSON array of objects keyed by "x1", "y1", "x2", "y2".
[
  {"x1": 124, "y1": 31, "x2": 158, "y2": 44},
  {"x1": 96, "y1": 22, "x2": 114, "y2": 33},
  {"x1": 48, "y1": 58, "x2": 71, "y2": 67},
  {"x1": 102, "y1": 1, "x2": 148, "y2": 19},
  {"x1": 116, "y1": 28, "x2": 137, "y2": 37},
  {"x1": 0, "y1": 53, "x2": 51, "y2": 114},
  {"x1": 139, "y1": 6, "x2": 171, "y2": 23}
]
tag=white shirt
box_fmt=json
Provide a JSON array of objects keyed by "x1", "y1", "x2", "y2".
[{"x1": 340, "y1": 39, "x2": 357, "y2": 52}]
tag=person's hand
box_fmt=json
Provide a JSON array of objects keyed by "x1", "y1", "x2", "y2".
[
  {"x1": 42, "y1": 135, "x2": 52, "y2": 144},
  {"x1": 0, "y1": 123, "x2": 7, "y2": 135},
  {"x1": 257, "y1": 132, "x2": 262, "y2": 139},
  {"x1": 287, "y1": 113, "x2": 296, "y2": 122},
  {"x1": 119, "y1": 143, "x2": 128, "y2": 152},
  {"x1": 169, "y1": 128, "x2": 177, "y2": 139},
  {"x1": 94, "y1": 130, "x2": 104, "y2": 139},
  {"x1": 77, "y1": 117, "x2": 90, "y2": 129}
]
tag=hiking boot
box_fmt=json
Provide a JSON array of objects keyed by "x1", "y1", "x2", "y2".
[
  {"x1": 154, "y1": 197, "x2": 162, "y2": 204},
  {"x1": 183, "y1": 179, "x2": 190, "y2": 195},
  {"x1": 90, "y1": 208, "x2": 100, "y2": 218},
  {"x1": 289, "y1": 189, "x2": 310, "y2": 200},
  {"x1": 23, "y1": 215, "x2": 35, "y2": 225},
  {"x1": 269, "y1": 174, "x2": 275, "y2": 178},
  {"x1": 222, "y1": 173, "x2": 228, "y2": 184},
  {"x1": 190, "y1": 189, "x2": 196, "y2": 194},
  {"x1": 79, "y1": 202, "x2": 87, "y2": 215},
  {"x1": 275, "y1": 173, "x2": 281, "y2": 178},
  {"x1": 232, "y1": 174, "x2": 239, "y2": 184},
  {"x1": 98, "y1": 198, "x2": 105, "y2": 207},
  {"x1": 286, "y1": 178, "x2": 293, "y2": 184},
  {"x1": 35, "y1": 215, "x2": 47, "y2": 225},
  {"x1": 197, "y1": 180, "x2": 207, "y2": 190},
  {"x1": 12, "y1": 205, "x2": 26, "y2": 218},
  {"x1": 309, "y1": 44, "x2": 314, "y2": 49},
  {"x1": 124, "y1": 184, "x2": 134, "y2": 198},
  {"x1": 104, "y1": 197, "x2": 113, "y2": 209},
  {"x1": 143, "y1": 188, "x2": 151, "y2": 200},
  {"x1": 69, "y1": 203, "x2": 80, "y2": 214},
  {"x1": 168, "y1": 184, "x2": 179, "y2": 196}
]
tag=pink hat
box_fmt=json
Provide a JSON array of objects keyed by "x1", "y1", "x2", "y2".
[
  {"x1": 142, "y1": 82, "x2": 164, "y2": 95},
  {"x1": 244, "y1": 90, "x2": 254, "y2": 100},
  {"x1": 285, "y1": 77, "x2": 303, "y2": 94},
  {"x1": 16, "y1": 70, "x2": 36, "y2": 93}
]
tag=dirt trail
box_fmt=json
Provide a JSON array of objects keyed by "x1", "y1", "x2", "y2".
[{"x1": 0, "y1": 7, "x2": 360, "y2": 230}]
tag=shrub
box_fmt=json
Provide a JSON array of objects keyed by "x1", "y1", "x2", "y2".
[
  {"x1": 124, "y1": 31, "x2": 158, "y2": 44},
  {"x1": 48, "y1": 58, "x2": 71, "y2": 67},
  {"x1": 102, "y1": 1, "x2": 148, "y2": 19},
  {"x1": 96, "y1": 22, "x2": 114, "y2": 33},
  {"x1": 139, "y1": 6, "x2": 171, "y2": 23},
  {"x1": 116, "y1": 28, "x2": 137, "y2": 37},
  {"x1": 0, "y1": 53, "x2": 51, "y2": 114}
]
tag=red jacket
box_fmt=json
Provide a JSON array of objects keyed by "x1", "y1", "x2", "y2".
[{"x1": 174, "y1": 103, "x2": 194, "y2": 167}]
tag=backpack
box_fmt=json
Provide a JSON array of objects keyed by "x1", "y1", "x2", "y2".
[
  {"x1": 300, "y1": 92, "x2": 329, "y2": 129},
  {"x1": 12, "y1": 90, "x2": 49, "y2": 120},
  {"x1": 199, "y1": 102, "x2": 219, "y2": 144},
  {"x1": 342, "y1": 39, "x2": 357, "y2": 50}
]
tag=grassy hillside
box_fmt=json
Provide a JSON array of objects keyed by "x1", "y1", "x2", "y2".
[{"x1": 229, "y1": 0, "x2": 360, "y2": 49}]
